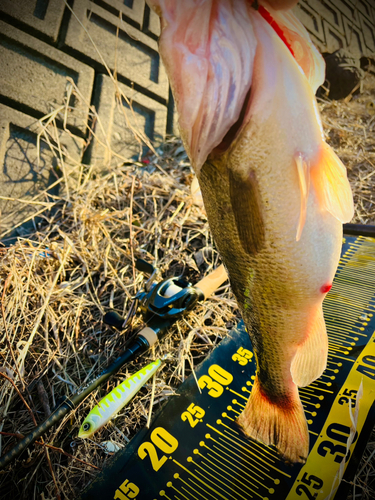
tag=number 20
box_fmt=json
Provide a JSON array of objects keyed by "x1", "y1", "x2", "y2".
[{"x1": 138, "y1": 427, "x2": 178, "y2": 471}]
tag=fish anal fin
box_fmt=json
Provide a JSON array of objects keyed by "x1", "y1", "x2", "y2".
[
  {"x1": 312, "y1": 142, "x2": 354, "y2": 223},
  {"x1": 237, "y1": 377, "x2": 309, "y2": 463},
  {"x1": 291, "y1": 308, "x2": 328, "y2": 387},
  {"x1": 229, "y1": 169, "x2": 265, "y2": 256},
  {"x1": 295, "y1": 153, "x2": 310, "y2": 241}
]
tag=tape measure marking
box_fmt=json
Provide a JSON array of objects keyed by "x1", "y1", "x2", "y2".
[
  {"x1": 158, "y1": 235, "x2": 375, "y2": 499},
  {"x1": 286, "y1": 327, "x2": 375, "y2": 500}
]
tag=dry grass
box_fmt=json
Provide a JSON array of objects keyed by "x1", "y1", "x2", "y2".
[
  {"x1": 0, "y1": 84, "x2": 236, "y2": 499},
  {"x1": 0, "y1": 69, "x2": 375, "y2": 499}
]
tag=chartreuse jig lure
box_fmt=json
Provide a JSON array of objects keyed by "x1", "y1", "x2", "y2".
[{"x1": 78, "y1": 358, "x2": 163, "y2": 438}]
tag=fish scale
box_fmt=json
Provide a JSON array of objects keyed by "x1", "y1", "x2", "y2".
[{"x1": 80, "y1": 234, "x2": 375, "y2": 500}]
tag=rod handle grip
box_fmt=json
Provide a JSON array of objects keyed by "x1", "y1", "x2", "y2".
[{"x1": 195, "y1": 264, "x2": 228, "y2": 300}]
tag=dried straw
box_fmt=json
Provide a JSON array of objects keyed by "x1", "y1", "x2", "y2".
[{"x1": 0, "y1": 79, "x2": 234, "y2": 499}]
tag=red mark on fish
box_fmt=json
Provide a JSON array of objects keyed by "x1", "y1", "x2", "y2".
[{"x1": 320, "y1": 283, "x2": 332, "y2": 294}]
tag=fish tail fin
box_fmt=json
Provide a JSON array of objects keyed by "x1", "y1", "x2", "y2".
[
  {"x1": 291, "y1": 308, "x2": 328, "y2": 387},
  {"x1": 312, "y1": 142, "x2": 354, "y2": 223},
  {"x1": 237, "y1": 377, "x2": 309, "y2": 464}
]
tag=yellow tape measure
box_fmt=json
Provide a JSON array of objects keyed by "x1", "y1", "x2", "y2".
[{"x1": 81, "y1": 235, "x2": 375, "y2": 500}]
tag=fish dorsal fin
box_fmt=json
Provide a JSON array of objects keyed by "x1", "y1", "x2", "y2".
[
  {"x1": 295, "y1": 153, "x2": 310, "y2": 241},
  {"x1": 312, "y1": 142, "x2": 354, "y2": 223}
]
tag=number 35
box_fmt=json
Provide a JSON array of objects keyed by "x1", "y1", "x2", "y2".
[{"x1": 232, "y1": 347, "x2": 253, "y2": 366}]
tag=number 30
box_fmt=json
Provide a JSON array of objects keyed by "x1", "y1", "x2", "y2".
[{"x1": 198, "y1": 364, "x2": 233, "y2": 398}]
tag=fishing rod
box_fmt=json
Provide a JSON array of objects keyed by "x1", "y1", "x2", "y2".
[
  {"x1": 343, "y1": 223, "x2": 375, "y2": 237},
  {"x1": 0, "y1": 259, "x2": 228, "y2": 470},
  {"x1": 71, "y1": 223, "x2": 375, "y2": 440}
]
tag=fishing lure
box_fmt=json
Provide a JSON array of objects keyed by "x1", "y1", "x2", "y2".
[{"x1": 78, "y1": 359, "x2": 163, "y2": 438}]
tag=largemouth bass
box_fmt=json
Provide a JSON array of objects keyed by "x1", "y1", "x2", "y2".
[{"x1": 147, "y1": 0, "x2": 354, "y2": 463}]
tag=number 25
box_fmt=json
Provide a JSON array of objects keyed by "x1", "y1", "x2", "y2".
[{"x1": 181, "y1": 403, "x2": 205, "y2": 428}]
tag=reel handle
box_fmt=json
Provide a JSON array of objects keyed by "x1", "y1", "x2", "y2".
[{"x1": 194, "y1": 264, "x2": 228, "y2": 299}]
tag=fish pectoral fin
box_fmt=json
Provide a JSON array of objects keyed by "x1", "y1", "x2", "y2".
[
  {"x1": 291, "y1": 308, "x2": 328, "y2": 387},
  {"x1": 295, "y1": 153, "x2": 310, "y2": 241},
  {"x1": 229, "y1": 169, "x2": 265, "y2": 255},
  {"x1": 237, "y1": 377, "x2": 309, "y2": 464},
  {"x1": 312, "y1": 142, "x2": 354, "y2": 223}
]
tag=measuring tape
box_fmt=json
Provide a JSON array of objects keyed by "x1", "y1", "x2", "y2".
[{"x1": 80, "y1": 235, "x2": 375, "y2": 500}]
